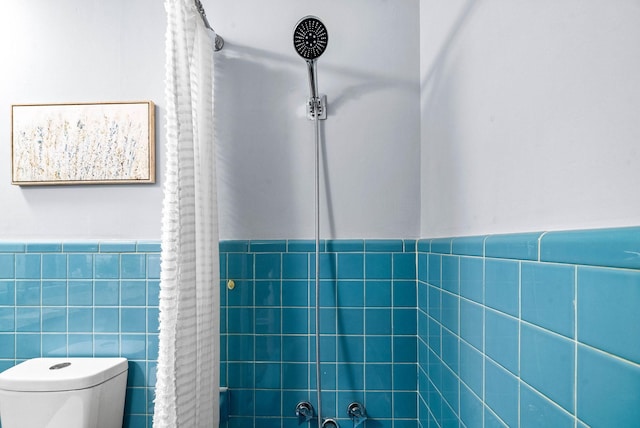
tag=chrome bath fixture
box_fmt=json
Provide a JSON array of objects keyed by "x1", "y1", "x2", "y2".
[
  {"x1": 295, "y1": 401, "x2": 314, "y2": 424},
  {"x1": 347, "y1": 402, "x2": 367, "y2": 427},
  {"x1": 293, "y1": 16, "x2": 328, "y2": 120}
]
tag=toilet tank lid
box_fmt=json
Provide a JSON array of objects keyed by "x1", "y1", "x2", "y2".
[{"x1": 0, "y1": 358, "x2": 128, "y2": 392}]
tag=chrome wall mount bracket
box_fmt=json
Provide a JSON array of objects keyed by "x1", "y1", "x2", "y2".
[{"x1": 307, "y1": 95, "x2": 327, "y2": 120}]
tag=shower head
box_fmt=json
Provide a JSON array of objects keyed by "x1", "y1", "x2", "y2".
[
  {"x1": 294, "y1": 16, "x2": 328, "y2": 118},
  {"x1": 293, "y1": 16, "x2": 328, "y2": 61}
]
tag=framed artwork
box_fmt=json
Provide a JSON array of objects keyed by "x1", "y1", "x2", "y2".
[{"x1": 11, "y1": 101, "x2": 155, "y2": 185}]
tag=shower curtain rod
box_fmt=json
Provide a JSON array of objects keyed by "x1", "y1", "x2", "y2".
[{"x1": 194, "y1": 0, "x2": 224, "y2": 51}]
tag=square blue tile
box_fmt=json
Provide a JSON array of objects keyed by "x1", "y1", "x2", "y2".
[
  {"x1": 282, "y1": 336, "x2": 308, "y2": 362},
  {"x1": 41, "y1": 280, "x2": 67, "y2": 306},
  {"x1": 521, "y1": 262, "x2": 575, "y2": 338},
  {"x1": 42, "y1": 254, "x2": 67, "y2": 279},
  {"x1": 521, "y1": 324, "x2": 574, "y2": 412},
  {"x1": 366, "y1": 336, "x2": 392, "y2": 362},
  {"x1": 441, "y1": 293, "x2": 458, "y2": 334},
  {"x1": 578, "y1": 345, "x2": 640, "y2": 427},
  {"x1": 0, "y1": 333, "x2": 15, "y2": 358},
  {"x1": 460, "y1": 299, "x2": 483, "y2": 351},
  {"x1": 0, "y1": 280, "x2": 15, "y2": 305},
  {"x1": 365, "y1": 280, "x2": 391, "y2": 307},
  {"x1": 578, "y1": 267, "x2": 640, "y2": 363},
  {"x1": 42, "y1": 308, "x2": 66, "y2": 332},
  {"x1": 392, "y1": 279, "x2": 416, "y2": 308},
  {"x1": 0, "y1": 254, "x2": 15, "y2": 279},
  {"x1": 121, "y1": 280, "x2": 147, "y2": 306},
  {"x1": 520, "y1": 383, "x2": 574, "y2": 428},
  {"x1": 121, "y1": 254, "x2": 146, "y2": 279},
  {"x1": 441, "y1": 364, "x2": 459, "y2": 414},
  {"x1": 120, "y1": 334, "x2": 147, "y2": 360},
  {"x1": 146, "y1": 254, "x2": 161, "y2": 279},
  {"x1": 95, "y1": 280, "x2": 119, "y2": 306},
  {"x1": 338, "y1": 253, "x2": 364, "y2": 279},
  {"x1": 394, "y1": 336, "x2": 417, "y2": 363},
  {"x1": 227, "y1": 307, "x2": 254, "y2": 334},
  {"x1": 121, "y1": 308, "x2": 146, "y2": 332},
  {"x1": 255, "y1": 280, "x2": 281, "y2": 307},
  {"x1": 68, "y1": 280, "x2": 93, "y2": 306},
  {"x1": 460, "y1": 341, "x2": 483, "y2": 397},
  {"x1": 393, "y1": 363, "x2": 417, "y2": 391},
  {"x1": 441, "y1": 329, "x2": 459, "y2": 374},
  {"x1": 338, "y1": 362, "x2": 364, "y2": 390},
  {"x1": 255, "y1": 253, "x2": 281, "y2": 280},
  {"x1": 16, "y1": 307, "x2": 40, "y2": 332},
  {"x1": 365, "y1": 308, "x2": 391, "y2": 335},
  {"x1": 228, "y1": 253, "x2": 254, "y2": 280},
  {"x1": 428, "y1": 285, "x2": 441, "y2": 322},
  {"x1": 68, "y1": 254, "x2": 93, "y2": 279},
  {"x1": 441, "y1": 256, "x2": 459, "y2": 294},
  {"x1": 428, "y1": 254, "x2": 441, "y2": 287},
  {"x1": 485, "y1": 310, "x2": 519, "y2": 375},
  {"x1": 365, "y1": 253, "x2": 392, "y2": 280},
  {"x1": 485, "y1": 359, "x2": 518, "y2": 428},
  {"x1": 282, "y1": 307, "x2": 308, "y2": 334},
  {"x1": 42, "y1": 334, "x2": 67, "y2": 357},
  {"x1": 485, "y1": 259, "x2": 519, "y2": 316},
  {"x1": 16, "y1": 333, "x2": 41, "y2": 359},
  {"x1": 255, "y1": 308, "x2": 281, "y2": 334},
  {"x1": 337, "y1": 307, "x2": 363, "y2": 334},
  {"x1": 337, "y1": 280, "x2": 364, "y2": 307},
  {"x1": 0, "y1": 307, "x2": 14, "y2": 331},
  {"x1": 227, "y1": 362, "x2": 255, "y2": 388},
  {"x1": 459, "y1": 257, "x2": 483, "y2": 304},
  {"x1": 16, "y1": 280, "x2": 41, "y2": 306},
  {"x1": 282, "y1": 253, "x2": 308, "y2": 279},
  {"x1": 365, "y1": 363, "x2": 392, "y2": 390},
  {"x1": 394, "y1": 391, "x2": 418, "y2": 418},
  {"x1": 15, "y1": 254, "x2": 41, "y2": 279},
  {"x1": 255, "y1": 362, "x2": 281, "y2": 389},
  {"x1": 460, "y1": 383, "x2": 483, "y2": 428},
  {"x1": 281, "y1": 280, "x2": 308, "y2": 306},
  {"x1": 337, "y1": 335, "x2": 364, "y2": 362},
  {"x1": 393, "y1": 253, "x2": 416, "y2": 280},
  {"x1": 94, "y1": 308, "x2": 119, "y2": 332},
  {"x1": 68, "y1": 308, "x2": 93, "y2": 332},
  {"x1": 255, "y1": 335, "x2": 281, "y2": 362},
  {"x1": 227, "y1": 280, "x2": 253, "y2": 307},
  {"x1": 94, "y1": 254, "x2": 119, "y2": 279}
]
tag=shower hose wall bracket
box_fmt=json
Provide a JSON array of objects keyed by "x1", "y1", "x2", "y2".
[{"x1": 307, "y1": 95, "x2": 327, "y2": 120}]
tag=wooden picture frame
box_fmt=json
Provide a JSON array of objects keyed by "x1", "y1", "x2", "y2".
[{"x1": 11, "y1": 101, "x2": 155, "y2": 185}]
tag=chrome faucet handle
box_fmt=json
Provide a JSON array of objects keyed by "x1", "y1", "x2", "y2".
[
  {"x1": 347, "y1": 402, "x2": 367, "y2": 427},
  {"x1": 296, "y1": 401, "x2": 314, "y2": 424}
]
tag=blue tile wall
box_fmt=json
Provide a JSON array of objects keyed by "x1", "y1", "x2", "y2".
[
  {"x1": 220, "y1": 239, "x2": 417, "y2": 428},
  {"x1": 0, "y1": 241, "x2": 160, "y2": 428},
  {"x1": 418, "y1": 226, "x2": 640, "y2": 428},
  {"x1": 3, "y1": 227, "x2": 635, "y2": 428}
]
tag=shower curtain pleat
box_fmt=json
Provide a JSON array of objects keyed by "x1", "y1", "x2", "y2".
[{"x1": 154, "y1": 0, "x2": 220, "y2": 427}]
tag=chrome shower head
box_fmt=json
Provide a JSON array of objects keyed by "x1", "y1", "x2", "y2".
[
  {"x1": 294, "y1": 16, "x2": 328, "y2": 118},
  {"x1": 293, "y1": 16, "x2": 328, "y2": 61}
]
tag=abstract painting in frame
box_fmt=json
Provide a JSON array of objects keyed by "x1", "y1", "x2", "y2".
[{"x1": 11, "y1": 101, "x2": 155, "y2": 185}]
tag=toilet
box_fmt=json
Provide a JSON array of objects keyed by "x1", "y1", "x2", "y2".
[{"x1": 0, "y1": 357, "x2": 128, "y2": 428}]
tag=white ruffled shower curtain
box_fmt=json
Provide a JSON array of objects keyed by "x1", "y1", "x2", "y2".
[{"x1": 153, "y1": 0, "x2": 220, "y2": 426}]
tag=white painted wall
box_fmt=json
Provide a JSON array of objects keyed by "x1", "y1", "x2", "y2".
[
  {"x1": 210, "y1": 0, "x2": 421, "y2": 239},
  {"x1": 420, "y1": 0, "x2": 640, "y2": 237},
  {"x1": 0, "y1": 0, "x2": 421, "y2": 241},
  {"x1": 0, "y1": 0, "x2": 166, "y2": 240}
]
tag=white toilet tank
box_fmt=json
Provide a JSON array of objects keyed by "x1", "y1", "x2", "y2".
[{"x1": 0, "y1": 357, "x2": 128, "y2": 428}]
